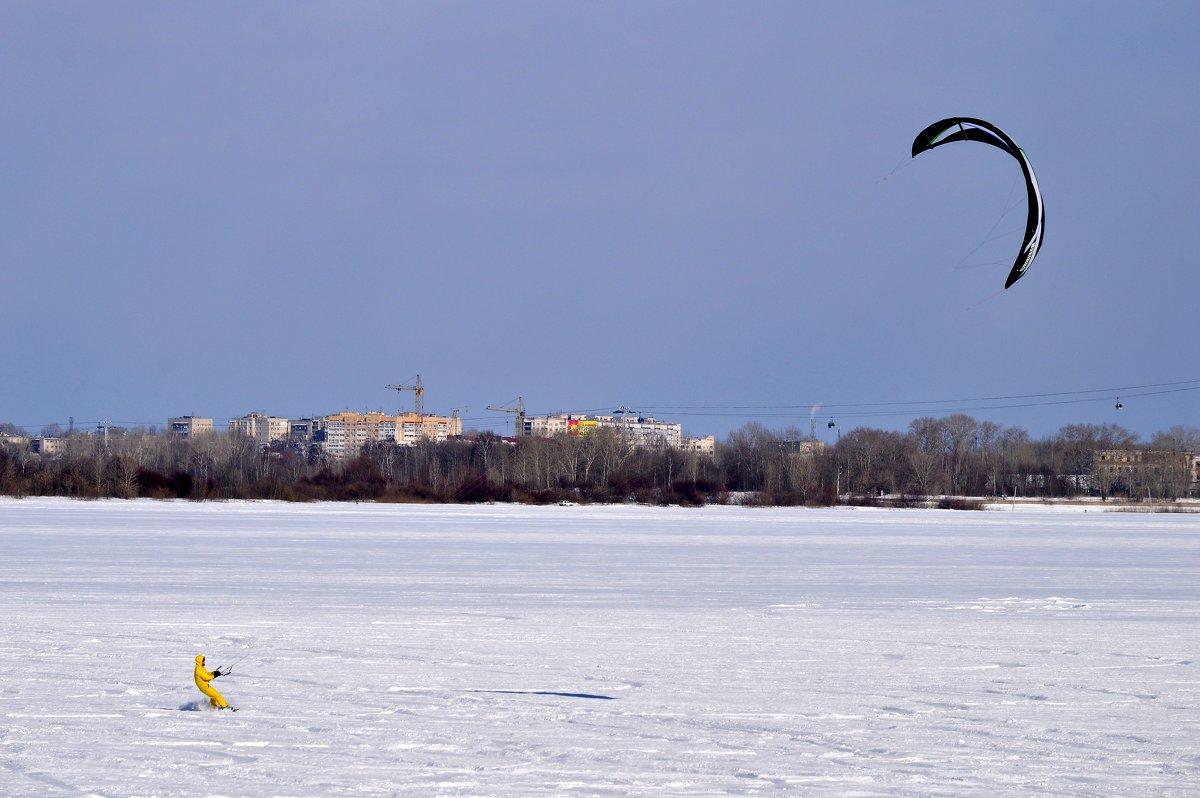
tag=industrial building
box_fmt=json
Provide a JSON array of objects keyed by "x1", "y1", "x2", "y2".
[{"x1": 1092, "y1": 449, "x2": 1200, "y2": 498}]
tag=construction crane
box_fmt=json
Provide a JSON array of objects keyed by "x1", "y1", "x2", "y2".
[
  {"x1": 486, "y1": 397, "x2": 525, "y2": 436},
  {"x1": 385, "y1": 374, "x2": 424, "y2": 417}
]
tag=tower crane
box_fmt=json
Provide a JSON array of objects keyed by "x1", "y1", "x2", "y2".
[
  {"x1": 385, "y1": 374, "x2": 424, "y2": 417},
  {"x1": 486, "y1": 397, "x2": 525, "y2": 436}
]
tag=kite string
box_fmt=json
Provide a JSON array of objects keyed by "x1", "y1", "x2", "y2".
[
  {"x1": 875, "y1": 156, "x2": 911, "y2": 184},
  {"x1": 965, "y1": 285, "x2": 1007, "y2": 311},
  {"x1": 952, "y1": 173, "x2": 1021, "y2": 272}
]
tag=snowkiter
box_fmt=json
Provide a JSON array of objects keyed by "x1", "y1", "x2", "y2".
[{"x1": 194, "y1": 654, "x2": 231, "y2": 709}]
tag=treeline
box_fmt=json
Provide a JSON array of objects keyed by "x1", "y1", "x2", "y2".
[{"x1": 1, "y1": 415, "x2": 1197, "y2": 504}]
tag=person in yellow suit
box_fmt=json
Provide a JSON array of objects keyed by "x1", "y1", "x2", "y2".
[{"x1": 194, "y1": 654, "x2": 233, "y2": 710}]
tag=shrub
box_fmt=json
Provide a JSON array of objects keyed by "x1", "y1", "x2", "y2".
[{"x1": 935, "y1": 497, "x2": 985, "y2": 511}]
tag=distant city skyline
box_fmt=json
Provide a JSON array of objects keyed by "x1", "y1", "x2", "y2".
[
  {"x1": 3, "y1": 3, "x2": 1198, "y2": 442},
  {"x1": 9, "y1": 373, "x2": 1200, "y2": 446}
]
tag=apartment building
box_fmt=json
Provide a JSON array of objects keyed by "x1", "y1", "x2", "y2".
[
  {"x1": 320, "y1": 411, "x2": 462, "y2": 460},
  {"x1": 679, "y1": 435, "x2": 716, "y2": 456},
  {"x1": 228, "y1": 413, "x2": 291, "y2": 446},
  {"x1": 30, "y1": 436, "x2": 66, "y2": 455},
  {"x1": 167, "y1": 416, "x2": 213, "y2": 439},
  {"x1": 521, "y1": 413, "x2": 685, "y2": 449},
  {"x1": 394, "y1": 413, "x2": 461, "y2": 446}
]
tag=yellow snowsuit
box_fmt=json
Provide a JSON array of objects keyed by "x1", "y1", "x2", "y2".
[{"x1": 194, "y1": 655, "x2": 229, "y2": 709}]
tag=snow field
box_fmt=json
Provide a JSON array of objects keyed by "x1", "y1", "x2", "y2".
[{"x1": 1, "y1": 498, "x2": 1198, "y2": 796}]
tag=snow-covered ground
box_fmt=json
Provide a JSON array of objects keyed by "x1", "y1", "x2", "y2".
[{"x1": 1, "y1": 498, "x2": 1197, "y2": 797}]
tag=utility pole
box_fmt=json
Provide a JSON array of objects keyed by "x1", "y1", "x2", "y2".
[
  {"x1": 94, "y1": 420, "x2": 112, "y2": 496},
  {"x1": 385, "y1": 375, "x2": 424, "y2": 417},
  {"x1": 96, "y1": 421, "x2": 112, "y2": 455}
]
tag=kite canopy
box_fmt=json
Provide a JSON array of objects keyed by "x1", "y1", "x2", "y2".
[{"x1": 912, "y1": 117, "x2": 1044, "y2": 289}]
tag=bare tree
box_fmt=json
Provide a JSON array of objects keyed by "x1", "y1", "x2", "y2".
[
  {"x1": 1056, "y1": 423, "x2": 1138, "y2": 495},
  {"x1": 1149, "y1": 425, "x2": 1200, "y2": 453}
]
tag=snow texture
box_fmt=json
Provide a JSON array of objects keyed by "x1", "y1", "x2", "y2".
[{"x1": 1, "y1": 498, "x2": 1198, "y2": 796}]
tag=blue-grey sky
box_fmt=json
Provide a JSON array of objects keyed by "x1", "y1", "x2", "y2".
[{"x1": 3, "y1": 2, "x2": 1198, "y2": 441}]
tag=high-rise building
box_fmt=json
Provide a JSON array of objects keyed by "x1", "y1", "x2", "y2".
[{"x1": 319, "y1": 411, "x2": 462, "y2": 460}]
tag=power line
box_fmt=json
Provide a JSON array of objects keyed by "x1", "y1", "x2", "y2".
[
  {"x1": 626, "y1": 378, "x2": 1200, "y2": 414},
  {"x1": 11, "y1": 379, "x2": 1199, "y2": 436}
]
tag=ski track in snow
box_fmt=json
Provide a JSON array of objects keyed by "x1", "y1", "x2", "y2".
[{"x1": 1, "y1": 498, "x2": 1198, "y2": 796}]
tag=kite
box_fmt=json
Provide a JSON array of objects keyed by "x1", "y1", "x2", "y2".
[{"x1": 912, "y1": 117, "x2": 1044, "y2": 289}]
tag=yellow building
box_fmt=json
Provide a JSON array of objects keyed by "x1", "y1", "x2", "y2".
[
  {"x1": 680, "y1": 435, "x2": 716, "y2": 456},
  {"x1": 320, "y1": 411, "x2": 462, "y2": 459}
]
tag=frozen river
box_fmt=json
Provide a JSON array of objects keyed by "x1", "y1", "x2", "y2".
[{"x1": 1, "y1": 498, "x2": 1197, "y2": 796}]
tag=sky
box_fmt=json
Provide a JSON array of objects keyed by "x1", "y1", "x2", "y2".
[{"x1": 2, "y1": 1, "x2": 1198, "y2": 443}]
